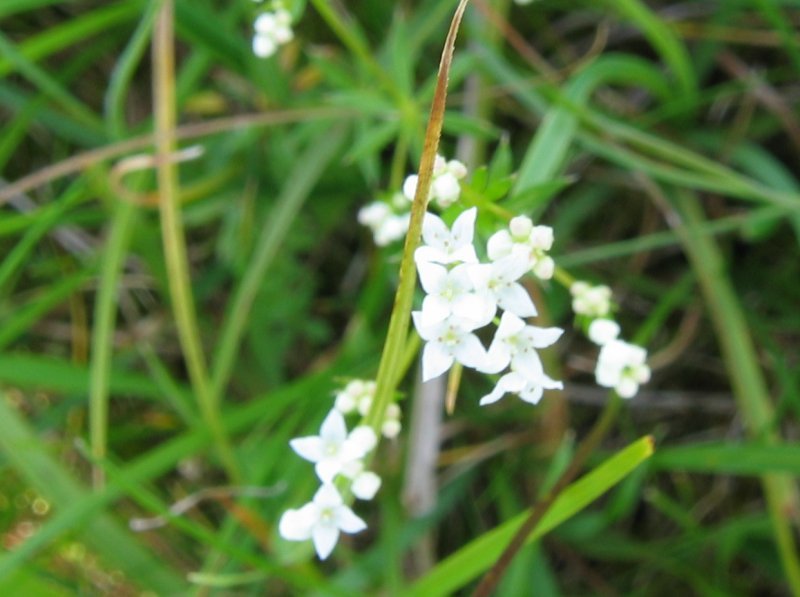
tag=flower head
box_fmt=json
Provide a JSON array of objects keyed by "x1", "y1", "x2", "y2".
[
  {"x1": 479, "y1": 370, "x2": 562, "y2": 406},
  {"x1": 417, "y1": 261, "x2": 494, "y2": 326},
  {"x1": 570, "y1": 281, "x2": 613, "y2": 318},
  {"x1": 412, "y1": 311, "x2": 489, "y2": 381},
  {"x1": 415, "y1": 208, "x2": 479, "y2": 265},
  {"x1": 466, "y1": 254, "x2": 537, "y2": 319},
  {"x1": 483, "y1": 311, "x2": 563, "y2": 376},
  {"x1": 289, "y1": 410, "x2": 377, "y2": 483},
  {"x1": 278, "y1": 484, "x2": 367, "y2": 560},
  {"x1": 595, "y1": 339, "x2": 651, "y2": 398},
  {"x1": 487, "y1": 216, "x2": 555, "y2": 279},
  {"x1": 252, "y1": 8, "x2": 294, "y2": 58}
]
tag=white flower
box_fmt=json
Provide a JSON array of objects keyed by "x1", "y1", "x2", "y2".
[
  {"x1": 278, "y1": 484, "x2": 367, "y2": 560},
  {"x1": 432, "y1": 172, "x2": 461, "y2": 208},
  {"x1": 487, "y1": 216, "x2": 555, "y2": 280},
  {"x1": 588, "y1": 318, "x2": 620, "y2": 345},
  {"x1": 570, "y1": 281, "x2": 613, "y2": 318},
  {"x1": 415, "y1": 208, "x2": 479, "y2": 265},
  {"x1": 479, "y1": 370, "x2": 562, "y2": 406},
  {"x1": 417, "y1": 261, "x2": 493, "y2": 326},
  {"x1": 252, "y1": 8, "x2": 294, "y2": 58},
  {"x1": 412, "y1": 311, "x2": 489, "y2": 381},
  {"x1": 466, "y1": 254, "x2": 537, "y2": 319},
  {"x1": 289, "y1": 410, "x2": 377, "y2": 483},
  {"x1": 381, "y1": 403, "x2": 402, "y2": 438},
  {"x1": 595, "y1": 339, "x2": 651, "y2": 398},
  {"x1": 483, "y1": 311, "x2": 563, "y2": 376},
  {"x1": 403, "y1": 156, "x2": 467, "y2": 208},
  {"x1": 358, "y1": 202, "x2": 409, "y2": 246},
  {"x1": 334, "y1": 379, "x2": 375, "y2": 414},
  {"x1": 351, "y1": 471, "x2": 382, "y2": 500}
]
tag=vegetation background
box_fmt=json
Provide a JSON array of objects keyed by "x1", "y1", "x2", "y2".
[{"x1": 1, "y1": 0, "x2": 799, "y2": 594}]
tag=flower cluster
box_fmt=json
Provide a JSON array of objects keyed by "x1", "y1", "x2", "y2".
[
  {"x1": 357, "y1": 193, "x2": 410, "y2": 247},
  {"x1": 252, "y1": 3, "x2": 293, "y2": 58},
  {"x1": 411, "y1": 207, "x2": 563, "y2": 406},
  {"x1": 403, "y1": 155, "x2": 468, "y2": 209},
  {"x1": 570, "y1": 280, "x2": 651, "y2": 398},
  {"x1": 333, "y1": 379, "x2": 402, "y2": 439},
  {"x1": 358, "y1": 154, "x2": 468, "y2": 247},
  {"x1": 278, "y1": 408, "x2": 380, "y2": 559}
]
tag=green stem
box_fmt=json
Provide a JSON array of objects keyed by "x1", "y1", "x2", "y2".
[
  {"x1": 364, "y1": 0, "x2": 471, "y2": 433},
  {"x1": 153, "y1": 1, "x2": 241, "y2": 482},
  {"x1": 89, "y1": 199, "x2": 136, "y2": 488}
]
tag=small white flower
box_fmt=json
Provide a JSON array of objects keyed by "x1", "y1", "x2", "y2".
[
  {"x1": 483, "y1": 311, "x2": 563, "y2": 376},
  {"x1": 412, "y1": 311, "x2": 489, "y2": 381},
  {"x1": 415, "y1": 208, "x2": 479, "y2": 265},
  {"x1": 595, "y1": 339, "x2": 651, "y2": 398},
  {"x1": 357, "y1": 202, "x2": 391, "y2": 228},
  {"x1": 289, "y1": 410, "x2": 376, "y2": 483},
  {"x1": 417, "y1": 261, "x2": 494, "y2": 326},
  {"x1": 487, "y1": 217, "x2": 555, "y2": 280},
  {"x1": 351, "y1": 471, "x2": 382, "y2": 500},
  {"x1": 479, "y1": 370, "x2": 562, "y2": 406},
  {"x1": 358, "y1": 202, "x2": 409, "y2": 246},
  {"x1": 588, "y1": 318, "x2": 620, "y2": 345},
  {"x1": 402, "y1": 174, "x2": 422, "y2": 202},
  {"x1": 381, "y1": 403, "x2": 402, "y2": 438},
  {"x1": 278, "y1": 484, "x2": 367, "y2": 560},
  {"x1": 432, "y1": 172, "x2": 461, "y2": 208},
  {"x1": 571, "y1": 281, "x2": 613, "y2": 318},
  {"x1": 252, "y1": 8, "x2": 294, "y2": 59},
  {"x1": 466, "y1": 254, "x2": 537, "y2": 319}
]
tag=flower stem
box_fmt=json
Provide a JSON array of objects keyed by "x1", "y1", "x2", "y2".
[
  {"x1": 364, "y1": 0, "x2": 471, "y2": 434},
  {"x1": 153, "y1": 1, "x2": 241, "y2": 482}
]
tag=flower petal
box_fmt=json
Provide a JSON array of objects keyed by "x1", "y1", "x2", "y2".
[
  {"x1": 421, "y1": 341, "x2": 454, "y2": 381},
  {"x1": 289, "y1": 436, "x2": 324, "y2": 463},
  {"x1": 312, "y1": 524, "x2": 339, "y2": 560},
  {"x1": 334, "y1": 505, "x2": 368, "y2": 534},
  {"x1": 452, "y1": 333, "x2": 488, "y2": 370},
  {"x1": 319, "y1": 409, "x2": 347, "y2": 443},
  {"x1": 278, "y1": 507, "x2": 314, "y2": 541},
  {"x1": 496, "y1": 283, "x2": 537, "y2": 317}
]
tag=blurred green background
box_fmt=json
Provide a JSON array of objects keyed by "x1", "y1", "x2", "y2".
[{"x1": 1, "y1": 0, "x2": 800, "y2": 594}]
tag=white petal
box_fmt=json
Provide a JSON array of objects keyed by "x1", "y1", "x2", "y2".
[
  {"x1": 402, "y1": 174, "x2": 419, "y2": 201},
  {"x1": 319, "y1": 409, "x2": 348, "y2": 443},
  {"x1": 420, "y1": 295, "x2": 451, "y2": 324},
  {"x1": 450, "y1": 207, "x2": 477, "y2": 246},
  {"x1": 315, "y1": 459, "x2": 342, "y2": 484},
  {"x1": 432, "y1": 173, "x2": 461, "y2": 207},
  {"x1": 334, "y1": 505, "x2": 368, "y2": 534},
  {"x1": 523, "y1": 325, "x2": 564, "y2": 349},
  {"x1": 289, "y1": 437, "x2": 324, "y2": 463},
  {"x1": 352, "y1": 471, "x2": 382, "y2": 500},
  {"x1": 518, "y1": 384, "x2": 544, "y2": 404},
  {"x1": 313, "y1": 483, "x2": 343, "y2": 507},
  {"x1": 479, "y1": 372, "x2": 525, "y2": 405},
  {"x1": 252, "y1": 34, "x2": 277, "y2": 58},
  {"x1": 496, "y1": 283, "x2": 537, "y2": 317},
  {"x1": 496, "y1": 311, "x2": 526, "y2": 339},
  {"x1": 421, "y1": 212, "x2": 449, "y2": 248},
  {"x1": 278, "y1": 507, "x2": 314, "y2": 541},
  {"x1": 312, "y1": 524, "x2": 339, "y2": 560},
  {"x1": 417, "y1": 260, "x2": 448, "y2": 295},
  {"x1": 421, "y1": 341, "x2": 454, "y2": 381},
  {"x1": 452, "y1": 333, "x2": 488, "y2": 370},
  {"x1": 588, "y1": 319, "x2": 620, "y2": 345},
  {"x1": 451, "y1": 292, "x2": 496, "y2": 328},
  {"x1": 616, "y1": 378, "x2": 639, "y2": 399},
  {"x1": 487, "y1": 230, "x2": 512, "y2": 260},
  {"x1": 348, "y1": 426, "x2": 377, "y2": 455}
]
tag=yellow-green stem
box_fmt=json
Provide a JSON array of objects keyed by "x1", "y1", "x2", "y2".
[
  {"x1": 365, "y1": 0, "x2": 471, "y2": 433},
  {"x1": 153, "y1": 1, "x2": 241, "y2": 482}
]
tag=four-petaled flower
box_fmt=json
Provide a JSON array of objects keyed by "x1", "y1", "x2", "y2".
[
  {"x1": 415, "y1": 208, "x2": 479, "y2": 265},
  {"x1": 466, "y1": 254, "x2": 537, "y2": 319},
  {"x1": 278, "y1": 484, "x2": 367, "y2": 560},
  {"x1": 412, "y1": 311, "x2": 489, "y2": 381},
  {"x1": 595, "y1": 339, "x2": 651, "y2": 398},
  {"x1": 417, "y1": 261, "x2": 494, "y2": 326},
  {"x1": 289, "y1": 410, "x2": 377, "y2": 483}
]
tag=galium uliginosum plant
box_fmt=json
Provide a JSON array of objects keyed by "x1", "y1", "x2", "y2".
[
  {"x1": 278, "y1": 0, "x2": 651, "y2": 568},
  {"x1": 281, "y1": 164, "x2": 652, "y2": 560}
]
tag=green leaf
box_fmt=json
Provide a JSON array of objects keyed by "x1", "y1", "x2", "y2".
[{"x1": 405, "y1": 436, "x2": 655, "y2": 596}]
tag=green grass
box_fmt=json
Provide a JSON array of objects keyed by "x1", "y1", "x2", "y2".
[{"x1": 1, "y1": 0, "x2": 799, "y2": 594}]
